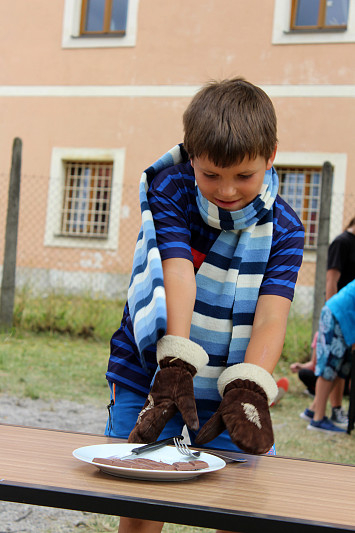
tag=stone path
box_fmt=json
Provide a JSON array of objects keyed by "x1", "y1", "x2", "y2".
[{"x1": 0, "y1": 394, "x2": 110, "y2": 532}]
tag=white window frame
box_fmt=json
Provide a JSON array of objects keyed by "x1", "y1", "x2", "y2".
[
  {"x1": 276, "y1": 165, "x2": 322, "y2": 250},
  {"x1": 44, "y1": 147, "x2": 125, "y2": 250},
  {"x1": 274, "y1": 151, "x2": 347, "y2": 262},
  {"x1": 272, "y1": 0, "x2": 355, "y2": 44},
  {"x1": 62, "y1": 0, "x2": 139, "y2": 48}
]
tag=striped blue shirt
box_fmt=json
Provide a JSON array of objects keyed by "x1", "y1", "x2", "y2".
[{"x1": 106, "y1": 160, "x2": 304, "y2": 396}]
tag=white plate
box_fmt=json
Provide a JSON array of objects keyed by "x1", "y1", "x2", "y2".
[{"x1": 73, "y1": 443, "x2": 226, "y2": 481}]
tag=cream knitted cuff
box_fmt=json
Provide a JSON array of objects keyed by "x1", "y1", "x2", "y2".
[
  {"x1": 217, "y1": 363, "x2": 278, "y2": 405},
  {"x1": 157, "y1": 335, "x2": 209, "y2": 372}
]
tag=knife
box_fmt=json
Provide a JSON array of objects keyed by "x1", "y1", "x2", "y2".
[
  {"x1": 206, "y1": 451, "x2": 247, "y2": 464},
  {"x1": 118, "y1": 435, "x2": 183, "y2": 460}
]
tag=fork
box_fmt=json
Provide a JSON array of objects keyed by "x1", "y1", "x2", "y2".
[
  {"x1": 173, "y1": 437, "x2": 201, "y2": 459},
  {"x1": 173, "y1": 437, "x2": 247, "y2": 464}
]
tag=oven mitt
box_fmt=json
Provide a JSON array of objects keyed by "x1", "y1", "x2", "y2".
[
  {"x1": 128, "y1": 335, "x2": 208, "y2": 443},
  {"x1": 195, "y1": 363, "x2": 278, "y2": 455}
]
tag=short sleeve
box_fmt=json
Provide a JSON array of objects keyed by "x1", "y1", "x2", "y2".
[
  {"x1": 327, "y1": 237, "x2": 347, "y2": 272},
  {"x1": 148, "y1": 172, "x2": 193, "y2": 263},
  {"x1": 260, "y1": 226, "x2": 305, "y2": 301}
]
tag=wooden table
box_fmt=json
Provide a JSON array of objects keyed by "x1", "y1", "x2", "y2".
[{"x1": 1, "y1": 424, "x2": 355, "y2": 532}]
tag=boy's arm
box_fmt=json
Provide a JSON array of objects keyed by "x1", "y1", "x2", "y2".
[
  {"x1": 326, "y1": 268, "x2": 340, "y2": 300},
  {"x1": 310, "y1": 334, "x2": 317, "y2": 368},
  {"x1": 162, "y1": 257, "x2": 196, "y2": 338},
  {"x1": 244, "y1": 294, "x2": 291, "y2": 373},
  {"x1": 128, "y1": 257, "x2": 207, "y2": 444}
]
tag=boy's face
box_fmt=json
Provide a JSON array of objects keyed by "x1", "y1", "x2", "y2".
[{"x1": 191, "y1": 150, "x2": 276, "y2": 212}]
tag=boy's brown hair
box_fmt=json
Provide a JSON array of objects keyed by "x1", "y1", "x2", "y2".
[{"x1": 183, "y1": 77, "x2": 277, "y2": 167}]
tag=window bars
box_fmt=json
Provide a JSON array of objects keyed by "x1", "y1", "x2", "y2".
[
  {"x1": 61, "y1": 161, "x2": 113, "y2": 238},
  {"x1": 276, "y1": 166, "x2": 321, "y2": 249}
]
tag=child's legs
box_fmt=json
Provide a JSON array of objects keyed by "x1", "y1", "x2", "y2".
[
  {"x1": 314, "y1": 307, "x2": 349, "y2": 420},
  {"x1": 118, "y1": 518, "x2": 163, "y2": 533},
  {"x1": 117, "y1": 521, "x2": 236, "y2": 533},
  {"x1": 313, "y1": 377, "x2": 334, "y2": 420},
  {"x1": 329, "y1": 376, "x2": 345, "y2": 408}
]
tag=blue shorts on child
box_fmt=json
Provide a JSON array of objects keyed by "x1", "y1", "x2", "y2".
[{"x1": 315, "y1": 306, "x2": 352, "y2": 381}]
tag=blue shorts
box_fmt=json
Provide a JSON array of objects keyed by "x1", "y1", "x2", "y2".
[
  {"x1": 105, "y1": 381, "x2": 276, "y2": 456},
  {"x1": 316, "y1": 306, "x2": 352, "y2": 381}
]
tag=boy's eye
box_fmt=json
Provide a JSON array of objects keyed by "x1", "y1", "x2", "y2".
[
  {"x1": 203, "y1": 172, "x2": 217, "y2": 179},
  {"x1": 239, "y1": 174, "x2": 253, "y2": 180}
]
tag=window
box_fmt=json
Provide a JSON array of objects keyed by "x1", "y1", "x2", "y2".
[
  {"x1": 80, "y1": 0, "x2": 128, "y2": 36},
  {"x1": 291, "y1": 0, "x2": 350, "y2": 30},
  {"x1": 276, "y1": 166, "x2": 321, "y2": 249},
  {"x1": 272, "y1": 0, "x2": 355, "y2": 44},
  {"x1": 45, "y1": 147, "x2": 125, "y2": 250},
  {"x1": 62, "y1": 0, "x2": 139, "y2": 49},
  {"x1": 61, "y1": 161, "x2": 113, "y2": 238},
  {"x1": 274, "y1": 152, "x2": 347, "y2": 256}
]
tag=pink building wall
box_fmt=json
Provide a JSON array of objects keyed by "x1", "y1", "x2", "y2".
[{"x1": 1, "y1": 0, "x2": 354, "y2": 300}]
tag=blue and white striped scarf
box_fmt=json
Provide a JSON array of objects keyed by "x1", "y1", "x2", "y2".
[
  {"x1": 128, "y1": 145, "x2": 278, "y2": 402},
  {"x1": 127, "y1": 145, "x2": 185, "y2": 368},
  {"x1": 192, "y1": 172, "x2": 278, "y2": 404}
]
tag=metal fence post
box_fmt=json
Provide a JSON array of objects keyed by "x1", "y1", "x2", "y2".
[
  {"x1": 312, "y1": 161, "x2": 333, "y2": 339},
  {"x1": 0, "y1": 138, "x2": 22, "y2": 328}
]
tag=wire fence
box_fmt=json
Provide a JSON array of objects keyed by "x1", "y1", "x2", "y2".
[{"x1": 1, "y1": 170, "x2": 355, "y2": 318}]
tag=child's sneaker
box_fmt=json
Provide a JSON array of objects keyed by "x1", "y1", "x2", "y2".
[
  {"x1": 300, "y1": 408, "x2": 314, "y2": 421},
  {"x1": 330, "y1": 407, "x2": 348, "y2": 429},
  {"x1": 307, "y1": 416, "x2": 346, "y2": 433}
]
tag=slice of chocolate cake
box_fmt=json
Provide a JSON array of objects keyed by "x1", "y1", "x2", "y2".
[
  {"x1": 92, "y1": 456, "x2": 209, "y2": 471},
  {"x1": 172, "y1": 460, "x2": 209, "y2": 471}
]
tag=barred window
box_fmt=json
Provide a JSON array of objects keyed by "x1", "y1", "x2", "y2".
[
  {"x1": 61, "y1": 161, "x2": 113, "y2": 238},
  {"x1": 276, "y1": 166, "x2": 321, "y2": 249},
  {"x1": 80, "y1": 0, "x2": 129, "y2": 35},
  {"x1": 291, "y1": 0, "x2": 349, "y2": 30}
]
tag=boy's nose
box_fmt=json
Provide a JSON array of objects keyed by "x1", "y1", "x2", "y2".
[{"x1": 219, "y1": 182, "x2": 236, "y2": 197}]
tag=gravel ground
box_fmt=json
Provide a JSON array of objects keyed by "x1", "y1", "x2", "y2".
[{"x1": 0, "y1": 394, "x2": 110, "y2": 533}]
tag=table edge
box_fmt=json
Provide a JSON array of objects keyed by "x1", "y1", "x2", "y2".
[{"x1": 0, "y1": 479, "x2": 353, "y2": 533}]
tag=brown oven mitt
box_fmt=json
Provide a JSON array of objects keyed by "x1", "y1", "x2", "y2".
[
  {"x1": 195, "y1": 363, "x2": 278, "y2": 455},
  {"x1": 128, "y1": 336, "x2": 208, "y2": 443}
]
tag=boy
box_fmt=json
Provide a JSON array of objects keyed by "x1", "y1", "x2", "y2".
[{"x1": 105, "y1": 78, "x2": 304, "y2": 533}]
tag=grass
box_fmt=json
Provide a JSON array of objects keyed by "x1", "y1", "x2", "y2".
[
  {"x1": 0, "y1": 330, "x2": 109, "y2": 404},
  {"x1": 281, "y1": 310, "x2": 313, "y2": 364},
  {"x1": 12, "y1": 289, "x2": 126, "y2": 342},
  {"x1": 1, "y1": 293, "x2": 354, "y2": 532},
  {"x1": 10, "y1": 290, "x2": 314, "y2": 363},
  {"x1": 271, "y1": 372, "x2": 354, "y2": 464}
]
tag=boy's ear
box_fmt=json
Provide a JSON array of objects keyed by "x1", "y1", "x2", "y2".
[
  {"x1": 266, "y1": 145, "x2": 277, "y2": 170},
  {"x1": 190, "y1": 158, "x2": 194, "y2": 168}
]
